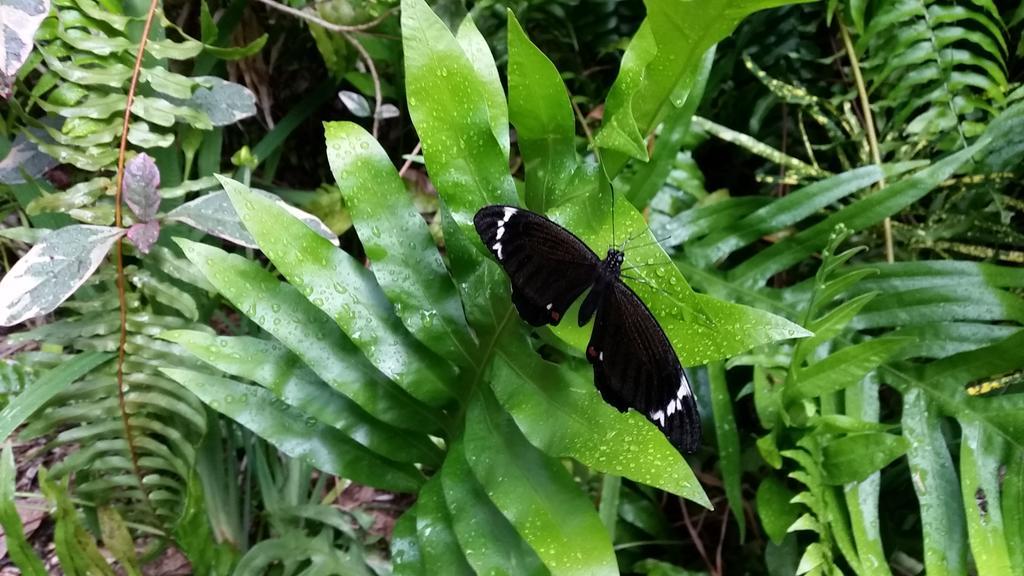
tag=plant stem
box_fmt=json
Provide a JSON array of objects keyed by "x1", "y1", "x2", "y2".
[
  {"x1": 113, "y1": 0, "x2": 161, "y2": 511},
  {"x1": 839, "y1": 20, "x2": 893, "y2": 263}
]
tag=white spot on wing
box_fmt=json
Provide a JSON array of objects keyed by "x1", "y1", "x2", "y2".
[
  {"x1": 598, "y1": 351, "x2": 604, "y2": 361},
  {"x1": 492, "y1": 242, "x2": 503, "y2": 260},
  {"x1": 650, "y1": 410, "x2": 666, "y2": 427},
  {"x1": 545, "y1": 303, "x2": 552, "y2": 310},
  {"x1": 677, "y1": 374, "x2": 691, "y2": 399},
  {"x1": 496, "y1": 227, "x2": 505, "y2": 240}
]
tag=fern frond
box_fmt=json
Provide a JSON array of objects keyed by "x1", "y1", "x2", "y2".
[{"x1": 858, "y1": 0, "x2": 1010, "y2": 155}]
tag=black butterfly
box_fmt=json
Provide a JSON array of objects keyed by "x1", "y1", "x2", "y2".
[{"x1": 474, "y1": 205, "x2": 701, "y2": 454}]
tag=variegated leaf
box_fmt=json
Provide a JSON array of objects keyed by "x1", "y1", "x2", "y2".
[{"x1": 0, "y1": 225, "x2": 124, "y2": 326}]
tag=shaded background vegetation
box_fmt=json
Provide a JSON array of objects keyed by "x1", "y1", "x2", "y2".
[{"x1": 1, "y1": 0, "x2": 1023, "y2": 574}]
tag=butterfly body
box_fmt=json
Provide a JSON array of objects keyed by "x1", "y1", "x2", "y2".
[{"x1": 473, "y1": 205, "x2": 702, "y2": 454}]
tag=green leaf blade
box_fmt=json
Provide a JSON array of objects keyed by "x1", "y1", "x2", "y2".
[
  {"x1": 324, "y1": 121, "x2": 477, "y2": 370},
  {"x1": 218, "y1": 177, "x2": 457, "y2": 408},
  {"x1": 162, "y1": 368, "x2": 423, "y2": 493},
  {"x1": 464, "y1": 390, "x2": 618, "y2": 576}
]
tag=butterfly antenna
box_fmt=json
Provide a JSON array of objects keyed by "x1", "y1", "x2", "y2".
[
  {"x1": 627, "y1": 232, "x2": 676, "y2": 252},
  {"x1": 620, "y1": 274, "x2": 680, "y2": 301},
  {"x1": 619, "y1": 227, "x2": 648, "y2": 252},
  {"x1": 620, "y1": 262, "x2": 663, "y2": 273}
]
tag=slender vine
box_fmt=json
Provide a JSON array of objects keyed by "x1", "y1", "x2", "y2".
[
  {"x1": 113, "y1": 0, "x2": 162, "y2": 510},
  {"x1": 839, "y1": 19, "x2": 893, "y2": 263}
]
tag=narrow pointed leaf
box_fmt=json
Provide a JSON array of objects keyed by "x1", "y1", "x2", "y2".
[
  {"x1": 162, "y1": 330, "x2": 441, "y2": 465},
  {"x1": 174, "y1": 238, "x2": 443, "y2": 433},
  {"x1": 0, "y1": 445, "x2": 47, "y2": 575},
  {"x1": 822, "y1": 433, "x2": 909, "y2": 485},
  {"x1": 960, "y1": 421, "x2": 1013, "y2": 574},
  {"x1": 455, "y1": 15, "x2": 509, "y2": 160},
  {"x1": 730, "y1": 140, "x2": 988, "y2": 288},
  {"x1": 416, "y1": 478, "x2": 475, "y2": 575},
  {"x1": 401, "y1": 0, "x2": 517, "y2": 236},
  {"x1": 490, "y1": 332, "x2": 708, "y2": 504},
  {"x1": 219, "y1": 176, "x2": 457, "y2": 407},
  {"x1": 0, "y1": 352, "x2": 111, "y2": 442},
  {"x1": 442, "y1": 442, "x2": 548, "y2": 575},
  {"x1": 464, "y1": 390, "x2": 617, "y2": 576},
  {"x1": 507, "y1": 11, "x2": 576, "y2": 212},
  {"x1": 325, "y1": 122, "x2": 477, "y2": 369},
  {"x1": 902, "y1": 387, "x2": 967, "y2": 576},
  {"x1": 790, "y1": 338, "x2": 911, "y2": 401},
  {"x1": 162, "y1": 368, "x2": 423, "y2": 492}
]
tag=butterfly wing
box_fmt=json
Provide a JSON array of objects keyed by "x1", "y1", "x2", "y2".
[
  {"x1": 585, "y1": 279, "x2": 701, "y2": 454},
  {"x1": 474, "y1": 205, "x2": 600, "y2": 326}
]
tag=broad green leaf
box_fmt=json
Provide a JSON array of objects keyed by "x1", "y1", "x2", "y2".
[
  {"x1": 324, "y1": 122, "x2": 476, "y2": 369},
  {"x1": 165, "y1": 187, "x2": 339, "y2": 249},
  {"x1": 174, "y1": 239, "x2": 444, "y2": 433},
  {"x1": 392, "y1": 506, "x2": 426, "y2": 576},
  {"x1": 709, "y1": 362, "x2": 744, "y2": 537},
  {"x1": 730, "y1": 140, "x2": 988, "y2": 288},
  {"x1": 0, "y1": 352, "x2": 111, "y2": 441},
  {"x1": 822, "y1": 433, "x2": 909, "y2": 485},
  {"x1": 0, "y1": 225, "x2": 124, "y2": 326},
  {"x1": 490, "y1": 331, "x2": 708, "y2": 504},
  {"x1": 416, "y1": 478, "x2": 475, "y2": 575},
  {"x1": 902, "y1": 387, "x2": 967, "y2": 576},
  {"x1": 789, "y1": 338, "x2": 911, "y2": 401},
  {"x1": 890, "y1": 323, "x2": 1020, "y2": 361},
  {"x1": 849, "y1": 285, "x2": 1024, "y2": 329},
  {"x1": 618, "y1": 485, "x2": 670, "y2": 538},
  {"x1": 756, "y1": 475, "x2": 800, "y2": 544},
  {"x1": 657, "y1": 197, "x2": 771, "y2": 249},
  {"x1": 596, "y1": 0, "x2": 806, "y2": 175},
  {"x1": 549, "y1": 185, "x2": 810, "y2": 365},
  {"x1": 623, "y1": 46, "x2": 714, "y2": 209},
  {"x1": 0, "y1": 444, "x2": 47, "y2": 575},
  {"x1": 441, "y1": 443, "x2": 548, "y2": 575},
  {"x1": 464, "y1": 390, "x2": 617, "y2": 576},
  {"x1": 401, "y1": 0, "x2": 516, "y2": 236},
  {"x1": 687, "y1": 165, "x2": 897, "y2": 267},
  {"x1": 960, "y1": 421, "x2": 1013, "y2": 574},
  {"x1": 438, "y1": 200, "x2": 513, "y2": 340},
  {"x1": 161, "y1": 331, "x2": 441, "y2": 465},
  {"x1": 219, "y1": 177, "x2": 457, "y2": 407},
  {"x1": 455, "y1": 15, "x2": 509, "y2": 160},
  {"x1": 162, "y1": 368, "x2": 423, "y2": 492},
  {"x1": 892, "y1": 331, "x2": 1024, "y2": 449},
  {"x1": 507, "y1": 11, "x2": 576, "y2": 212}
]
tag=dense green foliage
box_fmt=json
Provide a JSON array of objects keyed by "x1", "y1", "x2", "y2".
[{"x1": 1, "y1": 0, "x2": 1022, "y2": 574}]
